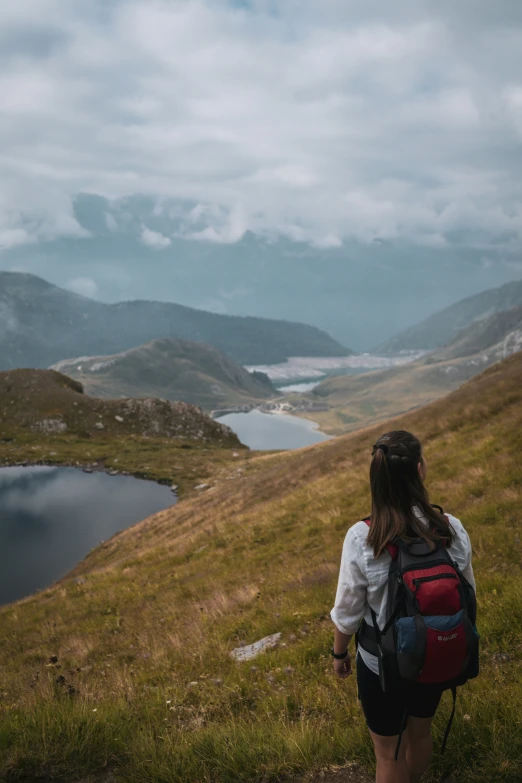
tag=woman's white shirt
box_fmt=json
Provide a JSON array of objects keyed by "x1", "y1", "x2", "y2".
[{"x1": 330, "y1": 510, "x2": 476, "y2": 675}]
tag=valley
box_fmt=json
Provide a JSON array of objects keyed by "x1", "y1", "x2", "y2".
[
  {"x1": 1, "y1": 353, "x2": 521, "y2": 782},
  {"x1": 3, "y1": 8, "x2": 522, "y2": 781},
  {"x1": 1, "y1": 276, "x2": 522, "y2": 783},
  {"x1": 294, "y1": 304, "x2": 522, "y2": 435}
]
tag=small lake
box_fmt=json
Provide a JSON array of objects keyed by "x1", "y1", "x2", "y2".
[
  {"x1": 0, "y1": 466, "x2": 176, "y2": 605},
  {"x1": 217, "y1": 409, "x2": 330, "y2": 450}
]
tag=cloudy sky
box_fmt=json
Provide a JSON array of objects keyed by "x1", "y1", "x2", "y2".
[{"x1": 1, "y1": 0, "x2": 522, "y2": 255}]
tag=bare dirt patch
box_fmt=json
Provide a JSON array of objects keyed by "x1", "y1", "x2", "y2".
[{"x1": 294, "y1": 763, "x2": 373, "y2": 783}]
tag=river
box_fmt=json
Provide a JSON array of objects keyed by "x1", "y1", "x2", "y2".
[{"x1": 0, "y1": 466, "x2": 176, "y2": 605}]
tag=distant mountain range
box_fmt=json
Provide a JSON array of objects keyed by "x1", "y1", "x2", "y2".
[
  {"x1": 303, "y1": 303, "x2": 522, "y2": 435},
  {"x1": 51, "y1": 338, "x2": 275, "y2": 411},
  {"x1": 0, "y1": 369, "x2": 240, "y2": 445},
  {"x1": 4, "y1": 193, "x2": 522, "y2": 351},
  {"x1": 376, "y1": 280, "x2": 522, "y2": 354},
  {"x1": 0, "y1": 272, "x2": 349, "y2": 370}
]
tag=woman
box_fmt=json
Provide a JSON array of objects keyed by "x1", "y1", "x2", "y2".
[{"x1": 330, "y1": 430, "x2": 476, "y2": 783}]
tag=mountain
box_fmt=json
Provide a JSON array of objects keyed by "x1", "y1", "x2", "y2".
[
  {"x1": 0, "y1": 368, "x2": 240, "y2": 445},
  {"x1": 428, "y1": 303, "x2": 522, "y2": 362},
  {"x1": 375, "y1": 279, "x2": 522, "y2": 354},
  {"x1": 50, "y1": 338, "x2": 275, "y2": 411},
  {"x1": 304, "y1": 304, "x2": 522, "y2": 434},
  {"x1": 0, "y1": 272, "x2": 349, "y2": 369},
  {"x1": 3, "y1": 193, "x2": 522, "y2": 351},
  {"x1": 1, "y1": 352, "x2": 521, "y2": 782}
]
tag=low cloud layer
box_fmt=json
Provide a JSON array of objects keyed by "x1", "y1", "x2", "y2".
[{"x1": 1, "y1": 0, "x2": 522, "y2": 251}]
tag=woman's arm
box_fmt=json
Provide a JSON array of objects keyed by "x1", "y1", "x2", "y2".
[
  {"x1": 332, "y1": 628, "x2": 353, "y2": 678},
  {"x1": 331, "y1": 526, "x2": 367, "y2": 678}
]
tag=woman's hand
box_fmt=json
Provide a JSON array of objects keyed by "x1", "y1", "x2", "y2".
[
  {"x1": 332, "y1": 628, "x2": 353, "y2": 678},
  {"x1": 333, "y1": 651, "x2": 352, "y2": 678}
]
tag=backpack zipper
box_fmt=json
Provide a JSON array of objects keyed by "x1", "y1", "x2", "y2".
[
  {"x1": 412, "y1": 573, "x2": 458, "y2": 588},
  {"x1": 401, "y1": 559, "x2": 451, "y2": 574}
]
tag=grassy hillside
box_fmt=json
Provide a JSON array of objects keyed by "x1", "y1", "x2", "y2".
[
  {"x1": 1, "y1": 354, "x2": 521, "y2": 782},
  {"x1": 0, "y1": 272, "x2": 350, "y2": 368},
  {"x1": 304, "y1": 310, "x2": 522, "y2": 435},
  {"x1": 0, "y1": 369, "x2": 240, "y2": 444},
  {"x1": 376, "y1": 279, "x2": 522, "y2": 354},
  {"x1": 51, "y1": 338, "x2": 274, "y2": 411},
  {"x1": 0, "y1": 369, "x2": 248, "y2": 495}
]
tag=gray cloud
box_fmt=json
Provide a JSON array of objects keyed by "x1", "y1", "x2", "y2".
[{"x1": 1, "y1": 0, "x2": 522, "y2": 250}]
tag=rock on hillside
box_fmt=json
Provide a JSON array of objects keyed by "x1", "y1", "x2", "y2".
[
  {"x1": 0, "y1": 369, "x2": 241, "y2": 446},
  {"x1": 0, "y1": 271, "x2": 351, "y2": 369},
  {"x1": 376, "y1": 279, "x2": 522, "y2": 354},
  {"x1": 50, "y1": 337, "x2": 274, "y2": 410}
]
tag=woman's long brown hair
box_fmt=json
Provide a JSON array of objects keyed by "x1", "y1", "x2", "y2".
[{"x1": 368, "y1": 430, "x2": 454, "y2": 557}]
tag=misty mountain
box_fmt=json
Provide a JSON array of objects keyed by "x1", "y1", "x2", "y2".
[
  {"x1": 376, "y1": 280, "x2": 522, "y2": 354},
  {"x1": 3, "y1": 194, "x2": 522, "y2": 351},
  {"x1": 0, "y1": 272, "x2": 349, "y2": 370},
  {"x1": 308, "y1": 301, "x2": 522, "y2": 435},
  {"x1": 51, "y1": 338, "x2": 275, "y2": 411},
  {"x1": 428, "y1": 303, "x2": 522, "y2": 363}
]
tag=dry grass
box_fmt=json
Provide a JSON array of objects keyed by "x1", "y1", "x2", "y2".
[
  {"x1": 297, "y1": 352, "x2": 511, "y2": 435},
  {"x1": 1, "y1": 354, "x2": 522, "y2": 782}
]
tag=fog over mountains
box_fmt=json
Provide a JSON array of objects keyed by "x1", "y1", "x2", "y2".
[
  {"x1": 3, "y1": 3, "x2": 522, "y2": 352},
  {"x1": 3, "y1": 194, "x2": 521, "y2": 352}
]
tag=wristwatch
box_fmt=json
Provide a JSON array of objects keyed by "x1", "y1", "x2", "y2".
[{"x1": 331, "y1": 646, "x2": 348, "y2": 659}]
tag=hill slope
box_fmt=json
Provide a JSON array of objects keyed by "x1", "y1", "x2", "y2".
[
  {"x1": 428, "y1": 303, "x2": 522, "y2": 362},
  {"x1": 306, "y1": 305, "x2": 522, "y2": 434},
  {"x1": 0, "y1": 368, "x2": 240, "y2": 445},
  {"x1": 0, "y1": 354, "x2": 521, "y2": 782},
  {"x1": 0, "y1": 272, "x2": 350, "y2": 369},
  {"x1": 376, "y1": 279, "x2": 522, "y2": 354},
  {"x1": 51, "y1": 338, "x2": 275, "y2": 411}
]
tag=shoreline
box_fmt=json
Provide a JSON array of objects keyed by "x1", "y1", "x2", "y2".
[
  {"x1": 214, "y1": 405, "x2": 332, "y2": 443},
  {"x1": 0, "y1": 459, "x2": 180, "y2": 492}
]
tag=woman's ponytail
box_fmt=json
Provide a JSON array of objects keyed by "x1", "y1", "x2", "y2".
[{"x1": 367, "y1": 430, "x2": 454, "y2": 557}]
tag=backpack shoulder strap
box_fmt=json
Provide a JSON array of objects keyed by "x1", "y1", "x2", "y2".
[{"x1": 363, "y1": 517, "x2": 399, "y2": 560}]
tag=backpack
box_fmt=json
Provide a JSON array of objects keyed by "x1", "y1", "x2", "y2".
[{"x1": 357, "y1": 508, "x2": 479, "y2": 756}]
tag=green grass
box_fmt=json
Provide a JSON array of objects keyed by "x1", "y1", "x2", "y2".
[
  {"x1": 298, "y1": 349, "x2": 513, "y2": 436},
  {"x1": 0, "y1": 431, "x2": 253, "y2": 497},
  {"x1": 1, "y1": 354, "x2": 522, "y2": 782}
]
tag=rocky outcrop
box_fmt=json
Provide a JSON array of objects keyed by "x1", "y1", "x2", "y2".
[{"x1": 0, "y1": 368, "x2": 241, "y2": 446}]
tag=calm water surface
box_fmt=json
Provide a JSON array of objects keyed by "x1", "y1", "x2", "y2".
[
  {"x1": 218, "y1": 409, "x2": 330, "y2": 450},
  {"x1": 0, "y1": 466, "x2": 176, "y2": 605}
]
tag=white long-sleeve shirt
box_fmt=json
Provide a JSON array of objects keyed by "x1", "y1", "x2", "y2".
[{"x1": 330, "y1": 509, "x2": 476, "y2": 674}]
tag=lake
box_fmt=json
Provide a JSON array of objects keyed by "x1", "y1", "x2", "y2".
[
  {"x1": 248, "y1": 352, "x2": 427, "y2": 385},
  {"x1": 217, "y1": 409, "x2": 330, "y2": 450},
  {"x1": 0, "y1": 466, "x2": 176, "y2": 605}
]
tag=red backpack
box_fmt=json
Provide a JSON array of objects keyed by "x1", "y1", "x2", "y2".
[{"x1": 357, "y1": 509, "x2": 479, "y2": 755}]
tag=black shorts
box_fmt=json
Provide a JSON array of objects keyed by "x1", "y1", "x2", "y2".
[{"x1": 356, "y1": 653, "x2": 444, "y2": 736}]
